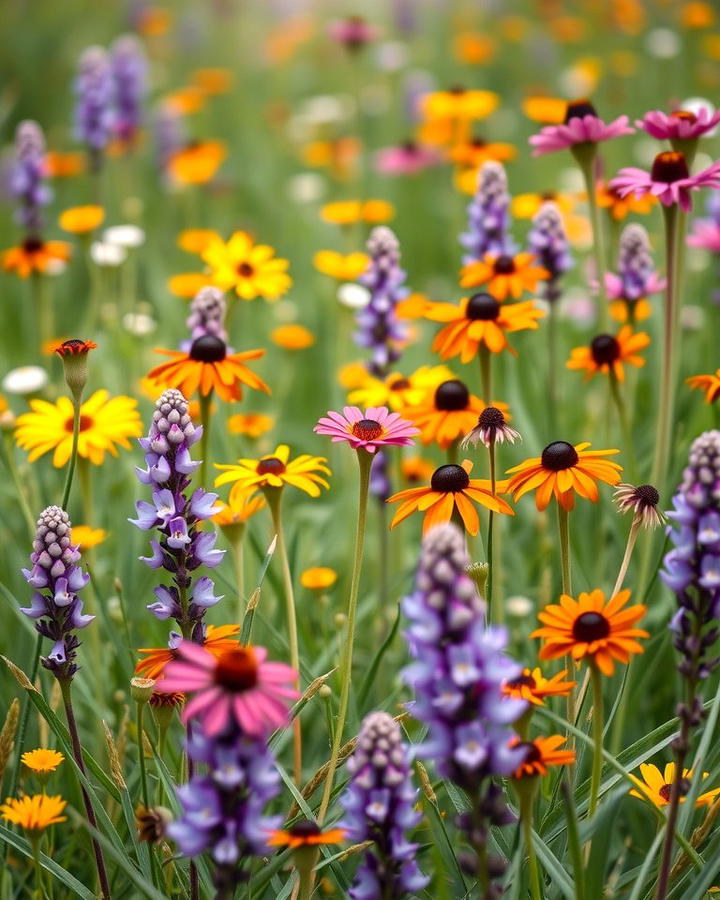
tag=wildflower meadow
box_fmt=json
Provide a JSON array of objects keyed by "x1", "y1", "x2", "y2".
[{"x1": 3, "y1": 1, "x2": 720, "y2": 897}]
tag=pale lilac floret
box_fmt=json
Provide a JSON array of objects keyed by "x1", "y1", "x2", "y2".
[
  {"x1": 637, "y1": 109, "x2": 720, "y2": 141},
  {"x1": 314, "y1": 405, "x2": 418, "y2": 453}
]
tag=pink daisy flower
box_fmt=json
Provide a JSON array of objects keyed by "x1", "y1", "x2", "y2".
[
  {"x1": 610, "y1": 151, "x2": 720, "y2": 212},
  {"x1": 637, "y1": 108, "x2": 720, "y2": 142},
  {"x1": 157, "y1": 641, "x2": 299, "y2": 737},
  {"x1": 327, "y1": 16, "x2": 379, "y2": 51},
  {"x1": 688, "y1": 220, "x2": 720, "y2": 252},
  {"x1": 314, "y1": 406, "x2": 418, "y2": 453},
  {"x1": 375, "y1": 141, "x2": 442, "y2": 176},
  {"x1": 529, "y1": 99, "x2": 633, "y2": 157}
]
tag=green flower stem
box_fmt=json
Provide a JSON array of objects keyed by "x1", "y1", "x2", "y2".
[
  {"x1": 487, "y1": 439, "x2": 498, "y2": 622},
  {"x1": 32, "y1": 273, "x2": 53, "y2": 353},
  {"x1": 575, "y1": 148, "x2": 609, "y2": 329},
  {"x1": 557, "y1": 505, "x2": 576, "y2": 742},
  {"x1": 198, "y1": 390, "x2": 213, "y2": 490},
  {"x1": 30, "y1": 834, "x2": 45, "y2": 900},
  {"x1": 560, "y1": 777, "x2": 586, "y2": 900},
  {"x1": 136, "y1": 701, "x2": 161, "y2": 889},
  {"x1": 58, "y1": 678, "x2": 111, "y2": 899},
  {"x1": 61, "y1": 398, "x2": 83, "y2": 511},
  {"x1": 518, "y1": 779, "x2": 542, "y2": 900},
  {"x1": 608, "y1": 371, "x2": 637, "y2": 483},
  {"x1": 588, "y1": 662, "x2": 604, "y2": 817},
  {"x1": 446, "y1": 438, "x2": 459, "y2": 465},
  {"x1": 231, "y1": 527, "x2": 246, "y2": 624},
  {"x1": 548, "y1": 303, "x2": 558, "y2": 437},
  {"x1": 318, "y1": 448, "x2": 372, "y2": 823},
  {"x1": 266, "y1": 488, "x2": 302, "y2": 784},
  {"x1": 479, "y1": 344, "x2": 492, "y2": 403},
  {"x1": 2, "y1": 434, "x2": 36, "y2": 540}
]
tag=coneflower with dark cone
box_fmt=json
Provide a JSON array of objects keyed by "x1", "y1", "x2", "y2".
[
  {"x1": 402, "y1": 524, "x2": 526, "y2": 896},
  {"x1": 656, "y1": 430, "x2": 720, "y2": 899}
]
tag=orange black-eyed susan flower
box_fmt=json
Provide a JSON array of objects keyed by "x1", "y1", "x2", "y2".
[
  {"x1": 566, "y1": 326, "x2": 650, "y2": 382},
  {"x1": 212, "y1": 493, "x2": 266, "y2": 529},
  {"x1": 460, "y1": 252, "x2": 549, "y2": 301},
  {"x1": 425, "y1": 293, "x2": 545, "y2": 362},
  {"x1": 511, "y1": 736, "x2": 576, "y2": 778},
  {"x1": 421, "y1": 87, "x2": 499, "y2": 123},
  {"x1": 400, "y1": 379, "x2": 488, "y2": 450},
  {"x1": 387, "y1": 459, "x2": 513, "y2": 535},
  {"x1": 3, "y1": 237, "x2": 71, "y2": 278},
  {"x1": 146, "y1": 337, "x2": 269, "y2": 402},
  {"x1": 58, "y1": 205, "x2": 105, "y2": 235},
  {"x1": 596, "y1": 181, "x2": 656, "y2": 220},
  {"x1": 506, "y1": 441, "x2": 622, "y2": 511},
  {"x1": 521, "y1": 96, "x2": 567, "y2": 124},
  {"x1": 202, "y1": 231, "x2": 291, "y2": 301},
  {"x1": 168, "y1": 140, "x2": 227, "y2": 185},
  {"x1": 215, "y1": 444, "x2": 330, "y2": 499},
  {"x1": 503, "y1": 667, "x2": 576, "y2": 706},
  {"x1": 629, "y1": 763, "x2": 720, "y2": 807},
  {"x1": 268, "y1": 820, "x2": 345, "y2": 849},
  {"x1": 15, "y1": 389, "x2": 141, "y2": 467},
  {"x1": 532, "y1": 589, "x2": 648, "y2": 675},
  {"x1": 0, "y1": 795, "x2": 67, "y2": 831},
  {"x1": 401, "y1": 456, "x2": 436, "y2": 484},
  {"x1": 271, "y1": 324, "x2": 315, "y2": 350},
  {"x1": 348, "y1": 365, "x2": 453, "y2": 412},
  {"x1": 136, "y1": 624, "x2": 243, "y2": 681},
  {"x1": 21, "y1": 748, "x2": 65, "y2": 774},
  {"x1": 450, "y1": 137, "x2": 517, "y2": 168},
  {"x1": 687, "y1": 370, "x2": 720, "y2": 404}
]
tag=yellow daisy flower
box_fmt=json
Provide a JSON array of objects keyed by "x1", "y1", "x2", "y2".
[
  {"x1": 1, "y1": 794, "x2": 67, "y2": 831},
  {"x1": 630, "y1": 763, "x2": 720, "y2": 807},
  {"x1": 15, "y1": 389, "x2": 142, "y2": 467},
  {"x1": 313, "y1": 250, "x2": 369, "y2": 281},
  {"x1": 21, "y1": 748, "x2": 65, "y2": 774},
  {"x1": 215, "y1": 444, "x2": 330, "y2": 499},
  {"x1": 70, "y1": 526, "x2": 108, "y2": 550},
  {"x1": 301, "y1": 567, "x2": 338, "y2": 590},
  {"x1": 202, "y1": 231, "x2": 291, "y2": 301},
  {"x1": 347, "y1": 365, "x2": 454, "y2": 411}
]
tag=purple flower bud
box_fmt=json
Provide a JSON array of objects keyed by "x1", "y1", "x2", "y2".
[
  {"x1": 9, "y1": 120, "x2": 51, "y2": 235},
  {"x1": 528, "y1": 201, "x2": 572, "y2": 303},
  {"x1": 74, "y1": 46, "x2": 115, "y2": 165},
  {"x1": 110, "y1": 35, "x2": 147, "y2": 146},
  {"x1": 460, "y1": 161, "x2": 516, "y2": 263}
]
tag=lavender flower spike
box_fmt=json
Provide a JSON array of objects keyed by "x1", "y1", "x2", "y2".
[
  {"x1": 9, "y1": 121, "x2": 51, "y2": 236},
  {"x1": 74, "y1": 45, "x2": 115, "y2": 167},
  {"x1": 460, "y1": 160, "x2": 516, "y2": 264},
  {"x1": 342, "y1": 711, "x2": 428, "y2": 899},
  {"x1": 110, "y1": 34, "x2": 147, "y2": 147},
  {"x1": 402, "y1": 524, "x2": 526, "y2": 890},
  {"x1": 131, "y1": 389, "x2": 224, "y2": 638},
  {"x1": 20, "y1": 506, "x2": 93, "y2": 680},
  {"x1": 605, "y1": 223, "x2": 665, "y2": 312},
  {"x1": 355, "y1": 226, "x2": 409, "y2": 377},
  {"x1": 527, "y1": 201, "x2": 572, "y2": 304},
  {"x1": 185, "y1": 286, "x2": 228, "y2": 343}
]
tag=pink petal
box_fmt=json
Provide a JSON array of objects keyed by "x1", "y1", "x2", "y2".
[
  {"x1": 202, "y1": 694, "x2": 232, "y2": 736},
  {"x1": 182, "y1": 686, "x2": 223, "y2": 721},
  {"x1": 176, "y1": 641, "x2": 215, "y2": 669},
  {"x1": 233, "y1": 692, "x2": 262, "y2": 735}
]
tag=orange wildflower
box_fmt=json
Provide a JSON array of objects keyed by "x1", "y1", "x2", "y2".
[
  {"x1": 460, "y1": 252, "x2": 549, "y2": 301},
  {"x1": 511, "y1": 736, "x2": 576, "y2": 778},
  {"x1": 58, "y1": 205, "x2": 105, "y2": 235},
  {"x1": 566, "y1": 327, "x2": 651, "y2": 382},
  {"x1": 3, "y1": 238, "x2": 71, "y2": 278},
  {"x1": 687, "y1": 370, "x2": 720, "y2": 403},
  {"x1": 503, "y1": 667, "x2": 576, "y2": 706},
  {"x1": 168, "y1": 140, "x2": 227, "y2": 185},
  {"x1": 136, "y1": 625, "x2": 242, "y2": 681}
]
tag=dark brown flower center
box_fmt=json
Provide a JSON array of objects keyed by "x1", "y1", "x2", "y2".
[
  {"x1": 493, "y1": 255, "x2": 515, "y2": 274},
  {"x1": 257, "y1": 457, "x2": 286, "y2": 476},
  {"x1": 237, "y1": 262, "x2": 255, "y2": 278},
  {"x1": 390, "y1": 377, "x2": 412, "y2": 391},
  {"x1": 288, "y1": 820, "x2": 321, "y2": 838},
  {"x1": 478, "y1": 406, "x2": 505, "y2": 428},
  {"x1": 23, "y1": 236, "x2": 44, "y2": 253},
  {"x1": 572, "y1": 611, "x2": 610, "y2": 642},
  {"x1": 430, "y1": 464, "x2": 470, "y2": 493},
  {"x1": 564, "y1": 98, "x2": 598, "y2": 123},
  {"x1": 658, "y1": 779, "x2": 690, "y2": 802},
  {"x1": 650, "y1": 151, "x2": 690, "y2": 184},
  {"x1": 590, "y1": 334, "x2": 621, "y2": 366},
  {"x1": 214, "y1": 648, "x2": 259, "y2": 691},
  {"x1": 401, "y1": 140, "x2": 418, "y2": 153},
  {"x1": 466, "y1": 292, "x2": 500, "y2": 321},
  {"x1": 541, "y1": 441, "x2": 579, "y2": 471},
  {"x1": 352, "y1": 418, "x2": 383, "y2": 441},
  {"x1": 507, "y1": 672, "x2": 537, "y2": 690},
  {"x1": 540, "y1": 191, "x2": 557, "y2": 201},
  {"x1": 59, "y1": 339, "x2": 88, "y2": 354},
  {"x1": 449, "y1": 85, "x2": 466, "y2": 95},
  {"x1": 471, "y1": 136, "x2": 487, "y2": 148},
  {"x1": 434, "y1": 380, "x2": 470, "y2": 411},
  {"x1": 516, "y1": 741, "x2": 542, "y2": 765},
  {"x1": 671, "y1": 110, "x2": 697, "y2": 123},
  {"x1": 190, "y1": 335, "x2": 227, "y2": 362},
  {"x1": 65, "y1": 415, "x2": 93, "y2": 433},
  {"x1": 634, "y1": 484, "x2": 660, "y2": 508}
]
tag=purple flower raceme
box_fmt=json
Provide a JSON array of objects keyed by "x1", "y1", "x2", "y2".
[
  {"x1": 402, "y1": 524, "x2": 526, "y2": 891},
  {"x1": 605, "y1": 223, "x2": 666, "y2": 312},
  {"x1": 153, "y1": 100, "x2": 186, "y2": 178},
  {"x1": 341, "y1": 711, "x2": 428, "y2": 899},
  {"x1": 460, "y1": 160, "x2": 516, "y2": 263},
  {"x1": 527, "y1": 201, "x2": 572, "y2": 304},
  {"x1": 185, "y1": 286, "x2": 228, "y2": 343},
  {"x1": 110, "y1": 34, "x2": 147, "y2": 147},
  {"x1": 355, "y1": 226, "x2": 409, "y2": 377},
  {"x1": 74, "y1": 45, "x2": 116, "y2": 167},
  {"x1": 9, "y1": 121, "x2": 51, "y2": 236},
  {"x1": 21, "y1": 507, "x2": 93, "y2": 680},
  {"x1": 130, "y1": 389, "x2": 224, "y2": 639},
  {"x1": 169, "y1": 723, "x2": 281, "y2": 895}
]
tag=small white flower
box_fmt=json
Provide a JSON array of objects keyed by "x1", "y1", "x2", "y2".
[
  {"x1": 103, "y1": 225, "x2": 145, "y2": 248},
  {"x1": 2, "y1": 365, "x2": 48, "y2": 395},
  {"x1": 91, "y1": 241, "x2": 127, "y2": 267},
  {"x1": 645, "y1": 28, "x2": 680, "y2": 59},
  {"x1": 337, "y1": 282, "x2": 371, "y2": 309},
  {"x1": 122, "y1": 312, "x2": 157, "y2": 336},
  {"x1": 506, "y1": 595, "x2": 533, "y2": 618},
  {"x1": 287, "y1": 173, "x2": 326, "y2": 204}
]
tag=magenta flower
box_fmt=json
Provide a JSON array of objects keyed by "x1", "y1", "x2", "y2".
[
  {"x1": 314, "y1": 406, "x2": 418, "y2": 453},
  {"x1": 688, "y1": 220, "x2": 720, "y2": 252},
  {"x1": 529, "y1": 99, "x2": 633, "y2": 157},
  {"x1": 327, "y1": 16, "x2": 379, "y2": 51},
  {"x1": 158, "y1": 641, "x2": 299, "y2": 737},
  {"x1": 610, "y1": 151, "x2": 720, "y2": 212},
  {"x1": 375, "y1": 141, "x2": 441, "y2": 175},
  {"x1": 637, "y1": 108, "x2": 720, "y2": 141}
]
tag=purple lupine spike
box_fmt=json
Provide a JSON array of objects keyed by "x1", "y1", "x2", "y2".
[
  {"x1": 355, "y1": 226, "x2": 409, "y2": 377},
  {"x1": 605, "y1": 223, "x2": 665, "y2": 310},
  {"x1": 168, "y1": 724, "x2": 281, "y2": 891},
  {"x1": 9, "y1": 121, "x2": 52, "y2": 236},
  {"x1": 110, "y1": 34, "x2": 147, "y2": 147},
  {"x1": 527, "y1": 202, "x2": 572, "y2": 304},
  {"x1": 185, "y1": 287, "x2": 228, "y2": 342},
  {"x1": 20, "y1": 507, "x2": 93, "y2": 680},
  {"x1": 74, "y1": 46, "x2": 116, "y2": 168},
  {"x1": 153, "y1": 101, "x2": 186, "y2": 177},
  {"x1": 402, "y1": 524, "x2": 526, "y2": 890},
  {"x1": 341, "y1": 711, "x2": 428, "y2": 899},
  {"x1": 460, "y1": 161, "x2": 516, "y2": 264},
  {"x1": 130, "y1": 389, "x2": 224, "y2": 636}
]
